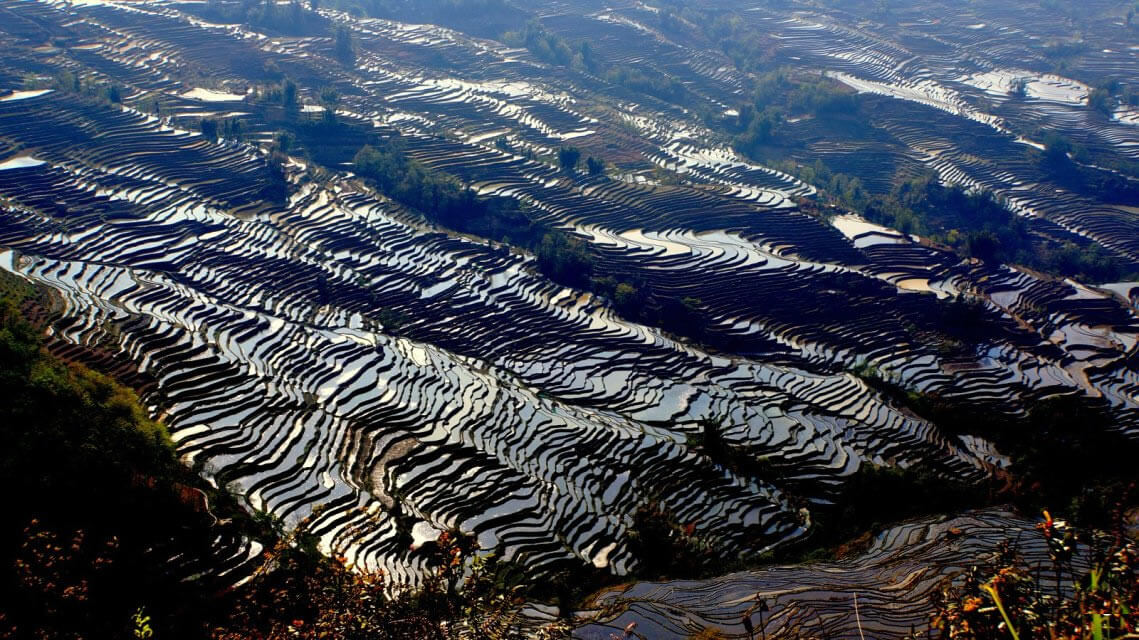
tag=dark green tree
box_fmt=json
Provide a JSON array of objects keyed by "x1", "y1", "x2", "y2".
[
  {"x1": 334, "y1": 25, "x2": 355, "y2": 66},
  {"x1": 557, "y1": 147, "x2": 581, "y2": 172}
]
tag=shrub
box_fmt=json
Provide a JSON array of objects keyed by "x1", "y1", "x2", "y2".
[{"x1": 932, "y1": 512, "x2": 1138, "y2": 640}]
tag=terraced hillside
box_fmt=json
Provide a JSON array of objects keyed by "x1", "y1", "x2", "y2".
[{"x1": 0, "y1": 0, "x2": 1137, "y2": 625}]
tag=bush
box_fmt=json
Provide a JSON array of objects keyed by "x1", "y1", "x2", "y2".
[{"x1": 932, "y1": 513, "x2": 1138, "y2": 640}]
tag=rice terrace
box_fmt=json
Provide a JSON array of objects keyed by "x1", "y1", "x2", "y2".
[{"x1": 0, "y1": 0, "x2": 1137, "y2": 638}]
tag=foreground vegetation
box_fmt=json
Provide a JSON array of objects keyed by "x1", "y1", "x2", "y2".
[
  {"x1": 0, "y1": 288, "x2": 228, "y2": 638},
  {"x1": 931, "y1": 510, "x2": 1138, "y2": 640}
]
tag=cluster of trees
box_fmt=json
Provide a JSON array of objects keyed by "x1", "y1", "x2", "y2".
[
  {"x1": 891, "y1": 177, "x2": 1135, "y2": 282},
  {"x1": 1038, "y1": 130, "x2": 1139, "y2": 209},
  {"x1": 787, "y1": 156, "x2": 1138, "y2": 283},
  {"x1": 25, "y1": 70, "x2": 127, "y2": 107},
  {"x1": 535, "y1": 232, "x2": 592, "y2": 289},
  {"x1": 1088, "y1": 87, "x2": 1114, "y2": 115},
  {"x1": 750, "y1": 69, "x2": 859, "y2": 116},
  {"x1": 604, "y1": 66, "x2": 689, "y2": 104},
  {"x1": 334, "y1": 25, "x2": 355, "y2": 66},
  {"x1": 352, "y1": 138, "x2": 602, "y2": 289},
  {"x1": 256, "y1": 77, "x2": 300, "y2": 111},
  {"x1": 650, "y1": 2, "x2": 782, "y2": 73},
  {"x1": 186, "y1": 3, "x2": 353, "y2": 66},
  {"x1": 194, "y1": 0, "x2": 330, "y2": 36},
  {"x1": 555, "y1": 146, "x2": 605, "y2": 175},
  {"x1": 1081, "y1": 78, "x2": 1133, "y2": 117},
  {"x1": 199, "y1": 117, "x2": 247, "y2": 142},
  {"x1": 500, "y1": 21, "x2": 690, "y2": 105},
  {"x1": 322, "y1": 0, "x2": 519, "y2": 38},
  {"x1": 356, "y1": 131, "x2": 710, "y2": 343},
  {"x1": 502, "y1": 22, "x2": 599, "y2": 72},
  {"x1": 353, "y1": 142, "x2": 482, "y2": 229},
  {"x1": 627, "y1": 500, "x2": 720, "y2": 580},
  {"x1": 731, "y1": 71, "x2": 860, "y2": 154}
]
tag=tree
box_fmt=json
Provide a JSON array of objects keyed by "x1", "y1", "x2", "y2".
[
  {"x1": 200, "y1": 118, "x2": 219, "y2": 140},
  {"x1": 1088, "y1": 88, "x2": 1113, "y2": 115},
  {"x1": 282, "y1": 78, "x2": 298, "y2": 111},
  {"x1": 1042, "y1": 133, "x2": 1073, "y2": 168},
  {"x1": 263, "y1": 150, "x2": 289, "y2": 203},
  {"x1": 613, "y1": 282, "x2": 638, "y2": 311},
  {"x1": 1010, "y1": 77, "x2": 1028, "y2": 98},
  {"x1": 334, "y1": 25, "x2": 355, "y2": 66},
  {"x1": 536, "y1": 232, "x2": 592, "y2": 288},
  {"x1": 557, "y1": 147, "x2": 581, "y2": 172},
  {"x1": 222, "y1": 117, "x2": 244, "y2": 142},
  {"x1": 586, "y1": 156, "x2": 605, "y2": 176},
  {"x1": 319, "y1": 87, "x2": 340, "y2": 123}
]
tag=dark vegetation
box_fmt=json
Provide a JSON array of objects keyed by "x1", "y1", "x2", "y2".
[
  {"x1": 627, "y1": 378, "x2": 1139, "y2": 582},
  {"x1": 334, "y1": 25, "x2": 355, "y2": 66},
  {"x1": 0, "y1": 281, "x2": 243, "y2": 639},
  {"x1": 556, "y1": 146, "x2": 581, "y2": 172},
  {"x1": 853, "y1": 364, "x2": 1139, "y2": 531},
  {"x1": 1036, "y1": 131, "x2": 1139, "y2": 207},
  {"x1": 25, "y1": 70, "x2": 129, "y2": 108},
  {"x1": 212, "y1": 527, "x2": 569, "y2": 639},
  {"x1": 501, "y1": 21, "x2": 690, "y2": 104},
  {"x1": 651, "y1": 1, "x2": 783, "y2": 73},
  {"x1": 353, "y1": 140, "x2": 598, "y2": 289},
  {"x1": 198, "y1": 116, "x2": 246, "y2": 142},
  {"x1": 786, "y1": 160, "x2": 1139, "y2": 283},
  {"x1": 932, "y1": 512, "x2": 1138, "y2": 640},
  {"x1": 678, "y1": 416, "x2": 983, "y2": 570},
  {"x1": 193, "y1": 0, "x2": 331, "y2": 36},
  {"x1": 627, "y1": 500, "x2": 721, "y2": 581},
  {"x1": 603, "y1": 66, "x2": 689, "y2": 104},
  {"x1": 729, "y1": 70, "x2": 860, "y2": 156},
  {"x1": 502, "y1": 22, "x2": 599, "y2": 72}
]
